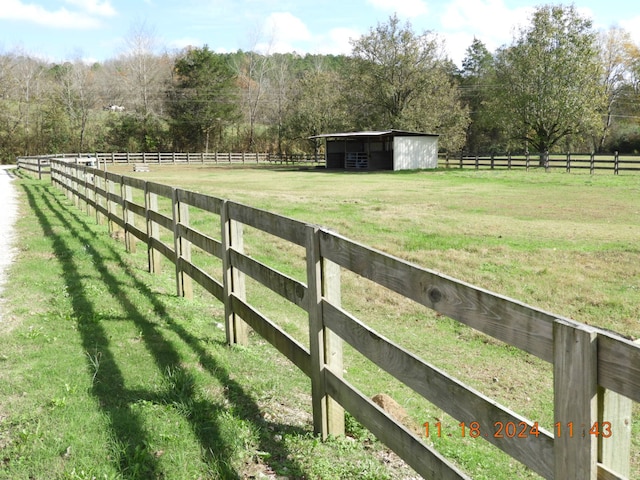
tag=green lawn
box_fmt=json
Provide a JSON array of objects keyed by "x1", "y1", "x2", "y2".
[{"x1": 1, "y1": 165, "x2": 638, "y2": 479}]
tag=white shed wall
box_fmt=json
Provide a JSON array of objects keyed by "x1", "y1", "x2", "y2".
[{"x1": 393, "y1": 136, "x2": 439, "y2": 170}]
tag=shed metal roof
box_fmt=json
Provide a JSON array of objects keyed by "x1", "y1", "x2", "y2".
[{"x1": 309, "y1": 129, "x2": 439, "y2": 139}]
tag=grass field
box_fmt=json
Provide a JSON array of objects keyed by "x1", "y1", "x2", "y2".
[{"x1": 1, "y1": 165, "x2": 639, "y2": 479}]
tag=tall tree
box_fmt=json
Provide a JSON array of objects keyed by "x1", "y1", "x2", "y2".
[
  {"x1": 285, "y1": 68, "x2": 350, "y2": 153},
  {"x1": 348, "y1": 14, "x2": 469, "y2": 151},
  {"x1": 167, "y1": 47, "x2": 238, "y2": 152},
  {"x1": 459, "y1": 38, "x2": 499, "y2": 152},
  {"x1": 597, "y1": 27, "x2": 636, "y2": 151},
  {"x1": 491, "y1": 5, "x2": 605, "y2": 154}
]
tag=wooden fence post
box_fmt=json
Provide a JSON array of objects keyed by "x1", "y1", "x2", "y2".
[
  {"x1": 107, "y1": 176, "x2": 117, "y2": 234},
  {"x1": 221, "y1": 200, "x2": 248, "y2": 345},
  {"x1": 95, "y1": 173, "x2": 104, "y2": 226},
  {"x1": 590, "y1": 152, "x2": 595, "y2": 175},
  {"x1": 544, "y1": 151, "x2": 550, "y2": 172},
  {"x1": 145, "y1": 184, "x2": 161, "y2": 274},
  {"x1": 122, "y1": 180, "x2": 136, "y2": 254},
  {"x1": 597, "y1": 338, "x2": 639, "y2": 478},
  {"x1": 172, "y1": 189, "x2": 193, "y2": 299},
  {"x1": 85, "y1": 167, "x2": 95, "y2": 218},
  {"x1": 306, "y1": 226, "x2": 345, "y2": 439},
  {"x1": 566, "y1": 152, "x2": 571, "y2": 173},
  {"x1": 526, "y1": 151, "x2": 530, "y2": 171},
  {"x1": 614, "y1": 151, "x2": 619, "y2": 175},
  {"x1": 459, "y1": 150, "x2": 463, "y2": 169},
  {"x1": 553, "y1": 319, "x2": 598, "y2": 480}
]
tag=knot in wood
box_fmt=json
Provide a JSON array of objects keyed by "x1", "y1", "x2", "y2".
[{"x1": 428, "y1": 286, "x2": 442, "y2": 303}]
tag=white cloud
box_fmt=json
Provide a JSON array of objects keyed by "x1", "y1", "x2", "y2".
[
  {"x1": 0, "y1": 0, "x2": 115, "y2": 29},
  {"x1": 65, "y1": 0, "x2": 116, "y2": 17},
  {"x1": 367, "y1": 0, "x2": 428, "y2": 18},
  {"x1": 256, "y1": 12, "x2": 312, "y2": 53},
  {"x1": 619, "y1": 15, "x2": 640, "y2": 45},
  {"x1": 313, "y1": 27, "x2": 360, "y2": 55},
  {"x1": 439, "y1": 0, "x2": 533, "y2": 66}
]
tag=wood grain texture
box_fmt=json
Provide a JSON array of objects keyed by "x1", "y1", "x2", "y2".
[
  {"x1": 179, "y1": 259, "x2": 223, "y2": 302},
  {"x1": 324, "y1": 369, "x2": 471, "y2": 480},
  {"x1": 230, "y1": 294, "x2": 311, "y2": 376},
  {"x1": 323, "y1": 300, "x2": 554, "y2": 479},
  {"x1": 553, "y1": 319, "x2": 598, "y2": 480},
  {"x1": 319, "y1": 229, "x2": 557, "y2": 362},
  {"x1": 178, "y1": 224, "x2": 222, "y2": 259},
  {"x1": 177, "y1": 188, "x2": 223, "y2": 215},
  {"x1": 597, "y1": 333, "x2": 640, "y2": 402},
  {"x1": 230, "y1": 249, "x2": 307, "y2": 309},
  {"x1": 228, "y1": 201, "x2": 307, "y2": 246}
]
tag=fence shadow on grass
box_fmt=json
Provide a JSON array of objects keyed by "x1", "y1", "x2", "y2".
[{"x1": 21, "y1": 178, "x2": 309, "y2": 479}]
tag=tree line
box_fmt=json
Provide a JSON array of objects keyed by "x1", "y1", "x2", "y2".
[{"x1": 2, "y1": 6, "x2": 640, "y2": 164}]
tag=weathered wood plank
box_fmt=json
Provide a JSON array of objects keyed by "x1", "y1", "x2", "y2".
[
  {"x1": 228, "y1": 201, "x2": 307, "y2": 246},
  {"x1": 177, "y1": 189, "x2": 223, "y2": 215},
  {"x1": 149, "y1": 237, "x2": 175, "y2": 263},
  {"x1": 597, "y1": 463, "x2": 628, "y2": 480},
  {"x1": 146, "y1": 181, "x2": 174, "y2": 199},
  {"x1": 122, "y1": 175, "x2": 146, "y2": 190},
  {"x1": 319, "y1": 229, "x2": 557, "y2": 362},
  {"x1": 222, "y1": 200, "x2": 248, "y2": 345},
  {"x1": 597, "y1": 333, "x2": 640, "y2": 402},
  {"x1": 177, "y1": 224, "x2": 222, "y2": 259},
  {"x1": 323, "y1": 300, "x2": 554, "y2": 479},
  {"x1": 229, "y1": 249, "x2": 307, "y2": 309},
  {"x1": 146, "y1": 188, "x2": 161, "y2": 274},
  {"x1": 324, "y1": 369, "x2": 471, "y2": 480},
  {"x1": 147, "y1": 209, "x2": 173, "y2": 231},
  {"x1": 126, "y1": 224, "x2": 148, "y2": 244},
  {"x1": 123, "y1": 199, "x2": 146, "y2": 218},
  {"x1": 105, "y1": 191, "x2": 124, "y2": 207},
  {"x1": 322, "y1": 257, "x2": 344, "y2": 436},
  {"x1": 104, "y1": 171, "x2": 121, "y2": 183},
  {"x1": 553, "y1": 319, "x2": 598, "y2": 480},
  {"x1": 230, "y1": 294, "x2": 311, "y2": 376},
  {"x1": 179, "y1": 258, "x2": 223, "y2": 302},
  {"x1": 172, "y1": 189, "x2": 193, "y2": 299}
]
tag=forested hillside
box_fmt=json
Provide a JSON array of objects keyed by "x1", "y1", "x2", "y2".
[{"x1": 2, "y1": 8, "x2": 640, "y2": 163}]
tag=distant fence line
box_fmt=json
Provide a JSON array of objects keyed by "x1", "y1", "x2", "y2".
[
  {"x1": 17, "y1": 150, "x2": 640, "y2": 178},
  {"x1": 16, "y1": 157, "x2": 640, "y2": 479},
  {"x1": 439, "y1": 151, "x2": 640, "y2": 174},
  {"x1": 16, "y1": 152, "x2": 324, "y2": 179}
]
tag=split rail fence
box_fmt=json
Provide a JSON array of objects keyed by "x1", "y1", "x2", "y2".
[
  {"x1": 20, "y1": 158, "x2": 640, "y2": 479},
  {"x1": 439, "y1": 151, "x2": 640, "y2": 174},
  {"x1": 17, "y1": 151, "x2": 323, "y2": 179}
]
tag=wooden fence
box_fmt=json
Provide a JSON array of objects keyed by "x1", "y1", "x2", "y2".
[
  {"x1": 16, "y1": 151, "x2": 323, "y2": 174},
  {"x1": 24, "y1": 158, "x2": 640, "y2": 479},
  {"x1": 439, "y1": 151, "x2": 640, "y2": 174}
]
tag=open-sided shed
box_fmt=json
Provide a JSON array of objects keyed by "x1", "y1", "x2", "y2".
[{"x1": 310, "y1": 130, "x2": 439, "y2": 171}]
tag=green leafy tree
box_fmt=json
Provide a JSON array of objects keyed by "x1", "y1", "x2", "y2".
[
  {"x1": 459, "y1": 38, "x2": 503, "y2": 153},
  {"x1": 348, "y1": 14, "x2": 469, "y2": 151},
  {"x1": 491, "y1": 5, "x2": 606, "y2": 155},
  {"x1": 167, "y1": 46, "x2": 238, "y2": 152},
  {"x1": 284, "y1": 68, "x2": 350, "y2": 154}
]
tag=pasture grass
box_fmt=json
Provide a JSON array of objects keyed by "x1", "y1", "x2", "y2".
[{"x1": 2, "y1": 165, "x2": 639, "y2": 479}]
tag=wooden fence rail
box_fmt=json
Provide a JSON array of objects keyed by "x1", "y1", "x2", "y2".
[
  {"x1": 438, "y1": 151, "x2": 640, "y2": 174},
  {"x1": 29, "y1": 158, "x2": 640, "y2": 479},
  {"x1": 17, "y1": 151, "x2": 323, "y2": 171}
]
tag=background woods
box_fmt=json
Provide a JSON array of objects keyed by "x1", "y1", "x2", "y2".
[{"x1": 3, "y1": 8, "x2": 640, "y2": 163}]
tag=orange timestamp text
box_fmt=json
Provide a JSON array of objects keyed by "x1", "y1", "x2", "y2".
[{"x1": 423, "y1": 421, "x2": 612, "y2": 439}]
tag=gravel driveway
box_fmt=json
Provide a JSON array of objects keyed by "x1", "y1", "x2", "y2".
[{"x1": 0, "y1": 165, "x2": 18, "y2": 324}]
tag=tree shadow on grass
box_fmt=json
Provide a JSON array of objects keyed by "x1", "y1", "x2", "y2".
[{"x1": 22, "y1": 180, "x2": 310, "y2": 479}]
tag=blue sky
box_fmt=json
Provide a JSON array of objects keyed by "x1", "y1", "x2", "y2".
[{"x1": 1, "y1": 0, "x2": 639, "y2": 66}]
